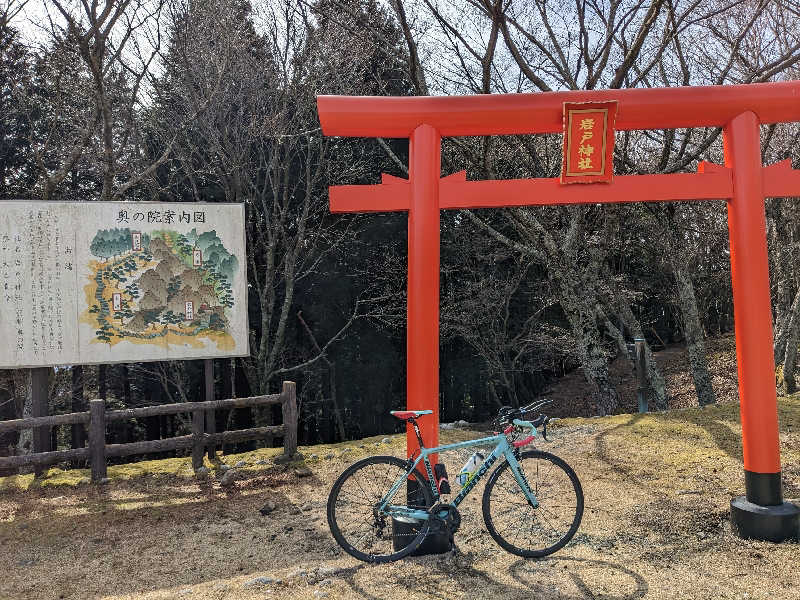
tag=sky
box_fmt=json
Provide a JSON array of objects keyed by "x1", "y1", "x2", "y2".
[{"x1": 9, "y1": 0, "x2": 57, "y2": 46}]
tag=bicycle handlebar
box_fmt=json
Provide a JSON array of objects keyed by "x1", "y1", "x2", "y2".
[
  {"x1": 521, "y1": 399, "x2": 552, "y2": 413},
  {"x1": 494, "y1": 400, "x2": 554, "y2": 441},
  {"x1": 496, "y1": 400, "x2": 549, "y2": 422},
  {"x1": 511, "y1": 413, "x2": 551, "y2": 441}
]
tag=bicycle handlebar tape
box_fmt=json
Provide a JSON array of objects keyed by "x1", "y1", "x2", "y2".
[{"x1": 725, "y1": 112, "x2": 799, "y2": 542}]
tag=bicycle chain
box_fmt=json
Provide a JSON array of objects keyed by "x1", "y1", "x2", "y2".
[{"x1": 379, "y1": 503, "x2": 461, "y2": 539}]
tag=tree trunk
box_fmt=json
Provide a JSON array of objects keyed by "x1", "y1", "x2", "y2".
[
  {"x1": 598, "y1": 305, "x2": 628, "y2": 358},
  {"x1": 0, "y1": 384, "x2": 16, "y2": 476},
  {"x1": 230, "y1": 358, "x2": 237, "y2": 399},
  {"x1": 611, "y1": 286, "x2": 668, "y2": 409},
  {"x1": 71, "y1": 366, "x2": 85, "y2": 467},
  {"x1": 671, "y1": 260, "x2": 716, "y2": 406},
  {"x1": 781, "y1": 299, "x2": 800, "y2": 393},
  {"x1": 98, "y1": 364, "x2": 107, "y2": 400},
  {"x1": 770, "y1": 200, "x2": 795, "y2": 364},
  {"x1": 563, "y1": 300, "x2": 618, "y2": 415},
  {"x1": 559, "y1": 280, "x2": 619, "y2": 415},
  {"x1": 122, "y1": 365, "x2": 132, "y2": 407},
  {"x1": 663, "y1": 206, "x2": 715, "y2": 407},
  {"x1": 580, "y1": 335, "x2": 619, "y2": 416},
  {"x1": 71, "y1": 366, "x2": 84, "y2": 448},
  {"x1": 328, "y1": 363, "x2": 346, "y2": 442},
  {"x1": 16, "y1": 371, "x2": 33, "y2": 466},
  {"x1": 776, "y1": 289, "x2": 800, "y2": 367},
  {"x1": 296, "y1": 311, "x2": 345, "y2": 441}
]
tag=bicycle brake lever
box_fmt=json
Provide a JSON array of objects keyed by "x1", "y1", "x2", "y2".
[{"x1": 541, "y1": 416, "x2": 552, "y2": 441}]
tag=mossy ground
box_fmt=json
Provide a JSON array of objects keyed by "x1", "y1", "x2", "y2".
[{"x1": 1, "y1": 397, "x2": 798, "y2": 599}]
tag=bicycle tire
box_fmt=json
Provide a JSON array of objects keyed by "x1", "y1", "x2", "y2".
[
  {"x1": 327, "y1": 455, "x2": 433, "y2": 563},
  {"x1": 482, "y1": 450, "x2": 583, "y2": 558}
]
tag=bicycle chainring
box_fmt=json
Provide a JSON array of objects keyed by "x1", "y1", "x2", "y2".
[{"x1": 428, "y1": 503, "x2": 461, "y2": 535}]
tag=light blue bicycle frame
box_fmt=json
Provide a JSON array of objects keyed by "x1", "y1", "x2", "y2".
[{"x1": 379, "y1": 419, "x2": 539, "y2": 522}]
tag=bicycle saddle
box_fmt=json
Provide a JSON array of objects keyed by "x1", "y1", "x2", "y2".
[{"x1": 389, "y1": 410, "x2": 433, "y2": 420}]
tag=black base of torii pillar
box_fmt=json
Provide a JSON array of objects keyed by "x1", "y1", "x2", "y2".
[{"x1": 731, "y1": 481, "x2": 799, "y2": 542}]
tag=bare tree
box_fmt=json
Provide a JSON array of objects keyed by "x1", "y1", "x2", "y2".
[
  {"x1": 150, "y1": 0, "x2": 385, "y2": 400},
  {"x1": 347, "y1": 0, "x2": 800, "y2": 413},
  {"x1": 17, "y1": 0, "x2": 220, "y2": 201}
]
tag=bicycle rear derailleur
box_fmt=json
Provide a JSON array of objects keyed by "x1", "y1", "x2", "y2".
[{"x1": 428, "y1": 503, "x2": 461, "y2": 535}]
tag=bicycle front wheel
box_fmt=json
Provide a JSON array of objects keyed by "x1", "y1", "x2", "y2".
[
  {"x1": 482, "y1": 450, "x2": 583, "y2": 558},
  {"x1": 327, "y1": 455, "x2": 433, "y2": 563}
]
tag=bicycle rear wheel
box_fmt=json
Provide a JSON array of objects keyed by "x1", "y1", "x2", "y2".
[
  {"x1": 327, "y1": 455, "x2": 433, "y2": 563},
  {"x1": 482, "y1": 450, "x2": 583, "y2": 558}
]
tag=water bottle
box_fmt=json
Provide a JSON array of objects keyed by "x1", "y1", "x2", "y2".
[{"x1": 456, "y1": 452, "x2": 485, "y2": 487}]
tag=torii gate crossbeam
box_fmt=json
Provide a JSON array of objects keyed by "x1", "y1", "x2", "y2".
[{"x1": 318, "y1": 81, "x2": 800, "y2": 543}]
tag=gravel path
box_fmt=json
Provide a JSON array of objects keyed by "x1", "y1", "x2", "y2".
[{"x1": 1, "y1": 403, "x2": 798, "y2": 600}]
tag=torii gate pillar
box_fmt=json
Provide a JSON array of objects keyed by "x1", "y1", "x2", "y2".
[
  {"x1": 407, "y1": 124, "x2": 441, "y2": 459},
  {"x1": 725, "y1": 112, "x2": 797, "y2": 538}
]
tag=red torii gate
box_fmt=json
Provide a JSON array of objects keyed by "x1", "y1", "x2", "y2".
[{"x1": 317, "y1": 81, "x2": 800, "y2": 541}]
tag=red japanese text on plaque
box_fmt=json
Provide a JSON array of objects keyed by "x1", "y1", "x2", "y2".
[{"x1": 561, "y1": 101, "x2": 617, "y2": 184}]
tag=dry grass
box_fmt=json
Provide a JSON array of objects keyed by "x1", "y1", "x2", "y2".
[{"x1": 1, "y1": 398, "x2": 799, "y2": 600}]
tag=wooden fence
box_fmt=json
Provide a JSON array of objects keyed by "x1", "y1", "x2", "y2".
[{"x1": 0, "y1": 381, "x2": 297, "y2": 482}]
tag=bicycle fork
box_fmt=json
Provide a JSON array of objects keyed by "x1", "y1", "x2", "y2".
[{"x1": 504, "y1": 450, "x2": 540, "y2": 508}]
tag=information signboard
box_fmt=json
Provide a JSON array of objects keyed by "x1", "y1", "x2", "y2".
[{"x1": 0, "y1": 201, "x2": 248, "y2": 368}]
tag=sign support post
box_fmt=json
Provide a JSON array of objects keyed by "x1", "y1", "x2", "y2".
[
  {"x1": 205, "y1": 359, "x2": 216, "y2": 460},
  {"x1": 31, "y1": 367, "x2": 50, "y2": 477}
]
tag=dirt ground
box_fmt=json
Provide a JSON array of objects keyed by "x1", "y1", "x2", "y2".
[{"x1": 1, "y1": 396, "x2": 799, "y2": 600}]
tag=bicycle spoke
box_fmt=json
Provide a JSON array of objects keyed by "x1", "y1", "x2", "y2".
[
  {"x1": 328, "y1": 456, "x2": 432, "y2": 563},
  {"x1": 483, "y1": 451, "x2": 583, "y2": 558}
]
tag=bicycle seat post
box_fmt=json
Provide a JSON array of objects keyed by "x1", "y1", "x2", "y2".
[{"x1": 409, "y1": 418, "x2": 426, "y2": 451}]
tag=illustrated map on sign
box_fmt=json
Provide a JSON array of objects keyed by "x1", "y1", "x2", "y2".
[
  {"x1": 0, "y1": 202, "x2": 248, "y2": 369},
  {"x1": 83, "y1": 228, "x2": 238, "y2": 350}
]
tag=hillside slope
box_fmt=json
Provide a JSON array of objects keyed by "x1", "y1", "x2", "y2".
[
  {"x1": 546, "y1": 334, "x2": 740, "y2": 417},
  {"x1": 1, "y1": 397, "x2": 798, "y2": 600}
]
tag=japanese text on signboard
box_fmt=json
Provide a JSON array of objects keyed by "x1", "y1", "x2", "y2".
[{"x1": 561, "y1": 101, "x2": 617, "y2": 184}]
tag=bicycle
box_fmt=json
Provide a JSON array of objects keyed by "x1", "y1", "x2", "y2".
[{"x1": 326, "y1": 401, "x2": 584, "y2": 563}]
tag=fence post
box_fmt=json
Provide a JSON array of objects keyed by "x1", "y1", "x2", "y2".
[
  {"x1": 281, "y1": 381, "x2": 298, "y2": 457},
  {"x1": 89, "y1": 399, "x2": 107, "y2": 482},
  {"x1": 192, "y1": 406, "x2": 205, "y2": 471}
]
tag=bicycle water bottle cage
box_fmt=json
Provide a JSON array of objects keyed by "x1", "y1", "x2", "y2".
[{"x1": 434, "y1": 463, "x2": 451, "y2": 495}]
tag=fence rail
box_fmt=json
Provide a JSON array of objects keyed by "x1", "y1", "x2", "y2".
[{"x1": 0, "y1": 381, "x2": 297, "y2": 482}]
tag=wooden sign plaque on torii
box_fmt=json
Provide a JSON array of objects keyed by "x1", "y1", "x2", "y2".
[{"x1": 317, "y1": 81, "x2": 800, "y2": 542}]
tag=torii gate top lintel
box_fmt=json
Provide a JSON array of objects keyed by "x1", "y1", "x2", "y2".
[
  {"x1": 318, "y1": 81, "x2": 800, "y2": 138},
  {"x1": 318, "y1": 81, "x2": 800, "y2": 541}
]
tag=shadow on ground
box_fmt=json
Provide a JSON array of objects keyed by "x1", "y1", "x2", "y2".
[
  {"x1": 332, "y1": 552, "x2": 649, "y2": 600},
  {"x1": 509, "y1": 556, "x2": 649, "y2": 600}
]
